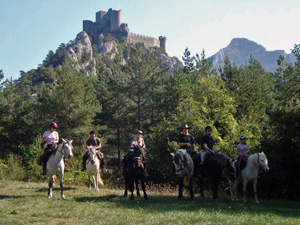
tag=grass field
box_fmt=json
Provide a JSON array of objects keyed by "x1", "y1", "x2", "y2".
[{"x1": 0, "y1": 180, "x2": 299, "y2": 225}]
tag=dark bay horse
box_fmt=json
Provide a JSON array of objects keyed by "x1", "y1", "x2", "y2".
[
  {"x1": 197, "y1": 152, "x2": 235, "y2": 201},
  {"x1": 124, "y1": 146, "x2": 148, "y2": 200}
]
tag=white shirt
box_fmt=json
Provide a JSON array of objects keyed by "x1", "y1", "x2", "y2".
[
  {"x1": 131, "y1": 137, "x2": 145, "y2": 148},
  {"x1": 43, "y1": 130, "x2": 59, "y2": 145}
]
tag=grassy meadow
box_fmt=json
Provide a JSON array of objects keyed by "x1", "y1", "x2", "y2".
[{"x1": 0, "y1": 180, "x2": 299, "y2": 225}]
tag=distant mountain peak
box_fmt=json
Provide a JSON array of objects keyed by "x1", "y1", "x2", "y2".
[{"x1": 211, "y1": 38, "x2": 296, "y2": 72}]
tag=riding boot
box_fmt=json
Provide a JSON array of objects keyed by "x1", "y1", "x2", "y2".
[
  {"x1": 82, "y1": 152, "x2": 88, "y2": 172},
  {"x1": 41, "y1": 162, "x2": 47, "y2": 175},
  {"x1": 118, "y1": 159, "x2": 125, "y2": 175}
]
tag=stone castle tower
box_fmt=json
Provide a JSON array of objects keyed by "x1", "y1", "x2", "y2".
[{"x1": 83, "y1": 8, "x2": 166, "y2": 51}]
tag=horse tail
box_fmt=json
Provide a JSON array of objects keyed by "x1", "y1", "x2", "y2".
[{"x1": 97, "y1": 173, "x2": 104, "y2": 187}]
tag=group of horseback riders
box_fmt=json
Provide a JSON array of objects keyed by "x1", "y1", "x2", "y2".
[
  {"x1": 40, "y1": 122, "x2": 249, "y2": 178},
  {"x1": 177, "y1": 124, "x2": 250, "y2": 179}
]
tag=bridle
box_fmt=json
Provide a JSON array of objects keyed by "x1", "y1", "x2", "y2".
[
  {"x1": 256, "y1": 153, "x2": 266, "y2": 173},
  {"x1": 56, "y1": 142, "x2": 71, "y2": 156}
]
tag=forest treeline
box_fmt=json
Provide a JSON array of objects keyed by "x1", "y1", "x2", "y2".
[{"x1": 0, "y1": 42, "x2": 299, "y2": 199}]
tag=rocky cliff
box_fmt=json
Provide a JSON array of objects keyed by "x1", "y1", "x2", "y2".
[
  {"x1": 211, "y1": 38, "x2": 296, "y2": 72},
  {"x1": 66, "y1": 31, "x2": 181, "y2": 76}
]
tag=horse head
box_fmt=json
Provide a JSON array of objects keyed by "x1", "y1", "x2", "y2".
[
  {"x1": 171, "y1": 150, "x2": 188, "y2": 177},
  {"x1": 61, "y1": 138, "x2": 73, "y2": 159},
  {"x1": 87, "y1": 146, "x2": 97, "y2": 165},
  {"x1": 132, "y1": 146, "x2": 143, "y2": 169},
  {"x1": 257, "y1": 152, "x2": 269, "y2": 172}
]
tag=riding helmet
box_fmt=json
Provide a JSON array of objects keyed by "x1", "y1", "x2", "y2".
[
  {"x1": 240, "y1": 135, "x2": 246, "y2": 140},
  {"x1": 137, "y1": 130, "x2": 143, "y2": 134},
  {"x1": 182, "y1": 124, "x2": 189, "y2": 129},
  {"x1": 49, "y1": 122, "x2": 58, "y2": 129}
]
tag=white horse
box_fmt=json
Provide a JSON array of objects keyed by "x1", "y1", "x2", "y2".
[
  {"x1": 232, "y1": 152, "x2": 269, "y2": 203},
  {"x1": 86, "y1": 146, "x2": 103, "y2": 191},
  {"x1": 47, "y1": 138, "x2": 73, "y2": 200}
]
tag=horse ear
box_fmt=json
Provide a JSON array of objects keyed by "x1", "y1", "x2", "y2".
[
  {"x1": 170, "y1": 153, "x2": 175, "y2": 158},
  {"x1": 62, "y1": 138, "x2": 66, "y2": 142},
  {"x1": 69, "y1": 140, "x2": 73, "y2": 144}
]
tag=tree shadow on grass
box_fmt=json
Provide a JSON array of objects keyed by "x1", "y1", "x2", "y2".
[
  {"x1": 36, "y1": 187, "x2": 77, "y2": 192},
  {"x1": 74, "y1": 194, "x2": 300, "y2": 218},
  {"x1": 0, "y1": 195, "x2": 25, "y2": 199}
]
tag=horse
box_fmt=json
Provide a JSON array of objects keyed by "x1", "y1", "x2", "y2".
[
  {"x1": 86, "y1": 146, "x2": 104, "y2": 191},
  {"x1": 124, "y1": 146, "x2": 148, "y2": 200},
  {"x1": 233, "y1": 152, "x2": 269, "y2": 203},
  {"x1": 46, "y1": 138, "x2": 73, "y2": 199},
  {"x1": 196, "y1": 152, "x2": 236, "y2": 201},
  {"x1": 171, "y1": 149, "x2": 195, "y2": 201}
]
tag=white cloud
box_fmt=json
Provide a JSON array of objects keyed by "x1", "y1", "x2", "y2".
[{"x1": 167, "y1": 8, "x2": 300, "y2": 59}]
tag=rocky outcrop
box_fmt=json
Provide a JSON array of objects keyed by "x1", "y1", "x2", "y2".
[
  {"x1": 67, "y1": 31, "x2": 96, "y2": 76},
  {"x1": 66, "y1": 31, "x2": 181, "y2": 76}
]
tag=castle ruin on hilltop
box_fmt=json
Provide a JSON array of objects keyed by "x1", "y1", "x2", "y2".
[{"x1": 83, "y1": 8, "x2": 166, "y2": 51}]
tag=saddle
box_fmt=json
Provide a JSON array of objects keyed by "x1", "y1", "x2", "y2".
[{"x1": 235, "y1": 157, "x2": 248, "y2": 178}]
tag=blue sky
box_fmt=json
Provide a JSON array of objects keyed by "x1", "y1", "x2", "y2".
[{"x1": 1, "y1": 0, "x2": 300, "y2": 80}]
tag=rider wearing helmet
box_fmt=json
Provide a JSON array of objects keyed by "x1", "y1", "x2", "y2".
[
  {"x1": 235, "y1": 135, "x2": 250, "y2": 178},
  {"x1": 41, "y1": 122, "x2": 59, "y2": 175},
  {"x1": 120, "y1": 130, "x2": 148, "y2": 176},
  {"x1": 82, "y1": 130, "x2": 106, "y2": 172}
]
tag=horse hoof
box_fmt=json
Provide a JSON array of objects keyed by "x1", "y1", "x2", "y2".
[
  {"x1": 130, "y1": 196, "x2": 134, "y2": 200},
  {"x1": 255, "y1": 200, "x2": 260, "y2": 204},
  {"x1": 61, "y1": 196, "x2": 66, "y2": 200},
  {"x1": 47, "y1": 195, "x2": 52, "y2": 199},
  {"x1": 177, "y1": 197, "x2": 183, "y2": 201}
]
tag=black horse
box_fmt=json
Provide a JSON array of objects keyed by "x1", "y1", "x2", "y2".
[
  {"x1": 196, "y1": 152, "x2": 235, "y2": 201},
  {"x1": 123, "y1": 146, "x2": 148, "y2": 200}
]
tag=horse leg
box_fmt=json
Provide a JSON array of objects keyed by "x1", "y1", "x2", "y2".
[
  {"x1": 212, "y1": 176, "x2": 220, "y2": 202},
  {"x1": 253, "y1": 178, "x2": 259, "y2": 204},
  {"x1": 130, "y1": 179, "x2": 134, "y2": 200},
  {"x1": 124, "y1": 177, "x2": 128, "y2": 197},
  {"x1": 92, "y1": 175, "x2": 96, "y2": 190},
  {"x1": 47, "y1": 175, "x2": 54, "y2": 198},
  {"x1": 228, "y1": 178, "x2": 235, "y2": 201},
  {"x1": 88, "y1": 174, "x2": 91, "y2": 190},
  {"x1": 178, "y1": 178, "x2": 183, "y2": 200},
  {"x1": 233, "y1": 179, "x2": 240, "y2": 201},
  {"x1": 199, "y1": 177, "x2": 205, "y2": 198},
  {"x1": 135, "y1": 179, "x2": 140, "y2": 197},
  {"x1": 60, "y1": 173, "x2": 66, "y2": 200},
  {"x1": 243, "y1": 179, "x2": 248, "y2": 203},
  {"x1": 189, "y1": 178, "x2": 195, "y2": 201},
  {"x1": 95, "y1": 171, "x2": 99, "y2": 191},
  {"x1": 141, "y1": 178, "x2": 148, "y2": 200}
]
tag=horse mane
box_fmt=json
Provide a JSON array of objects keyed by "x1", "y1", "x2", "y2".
[{"x1": 174, "y1": 152, "x2": 180, "y2": 164}]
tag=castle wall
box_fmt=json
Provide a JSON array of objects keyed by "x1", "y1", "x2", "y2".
[
  {"x1": 83, "y1": 20, "x2": 93, "y2": 35},
  {"x1": 128, "y1": 33, "x2": 160, "y2": 48},
  {"x1": 159, "y1": 36, "x2": 166, "y2": 51},
  {"x1": 110, "y1": 10, "x2": 122, "y2": 31},
  {"x1": 96, "y1": 11, "x2": 107, "y2": 22}
]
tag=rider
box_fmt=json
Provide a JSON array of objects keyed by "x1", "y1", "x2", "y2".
[
  {"x1": 120, "y1": 130, "x2": 148, "y2": 176},
  {"x1": 82, "y1": 130, "x2": 106, "y2": 172},
  {"x1": 41, "y1": 122, "x2": 59, "y2": 175},
  {"x1": 177, "y1": 124, "x2": 195, "y2": 151},
  {"x1": 200, "y1": 126, "x2": 216, "y2": 165},
  {"x1": 235, "y1": 135, "x2": 250, "y2": 178},
  {"x1": 177, "y1": 124, "x2": 202, "y2": 177}
]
